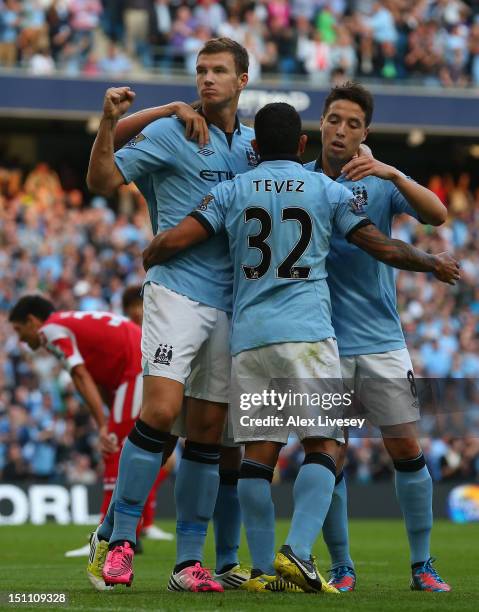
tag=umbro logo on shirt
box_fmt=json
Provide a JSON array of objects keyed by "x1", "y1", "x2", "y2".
[
  {"x1": 197, "y1": 148, "x2": 215, "y2": 156},
  {"x1": 153, "y1": 344, "x2": 173, "y2": 366}
]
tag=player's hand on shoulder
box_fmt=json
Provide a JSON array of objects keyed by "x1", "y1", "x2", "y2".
[
  {"x1": 103, "y1": 87, "x2": 136, "y2": 121},
  {"x1": 99, "y1": 425, "x2": 119, "y2": 454},
  {"x1": 174, "y1": 102, "x2": 209, "y2": 148},
  {"x1": 432, "y1": 251, "x2": 460, "y2": 285},
  {"x1": 342, "y1": 148, "x2": 400, "y2": 182}
]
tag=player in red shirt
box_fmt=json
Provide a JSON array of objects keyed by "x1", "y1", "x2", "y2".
[{"x1": 9, "y1": 294, "x2": 173, "y2": 587}]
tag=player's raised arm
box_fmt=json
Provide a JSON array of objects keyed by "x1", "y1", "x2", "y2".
[
  {"x1": 348, "y1": 223, "x2": 460, "y2": 284},
  {"x1": 114, "y1": 102, "x2": 209, "y2": 150},
  {"x1": 87, "y1": 87, "x2": 136, "y2": 196},
  {"x1": 341, "y1": 153, "x2": 447, "y2": 225},
  {"x1": 142, "y1": 216, "x2": 211, "y2": 271}
]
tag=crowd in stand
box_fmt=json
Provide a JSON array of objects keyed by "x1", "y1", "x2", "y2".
[
  {"x1": 1, "y1": 1, "x2": 479, "y2": 86},
  {"x1": 0, "y1": 159, "x2": 479, "y2": 484}
]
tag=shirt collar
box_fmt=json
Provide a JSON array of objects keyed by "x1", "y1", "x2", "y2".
[
  {"x1": 313, "y1": 156, "x2": 345, "y2": 181},
  {"x1": 259, "y1": 154, "x2": 303, "y2": 165},
  {"x1": 197, "y1": 107, "x2": 241, "y2": 134}
]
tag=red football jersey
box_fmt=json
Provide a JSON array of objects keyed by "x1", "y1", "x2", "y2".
[{"x1": 39, "y1": 311, "x2": 142, "y2": 392}]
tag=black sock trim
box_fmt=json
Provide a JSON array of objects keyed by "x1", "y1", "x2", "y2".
[
  {"x1": 394, "y1": 453, "x2": 426, "y2": 473},
  {"x1": 239, "y1": 459, "x2": 273, "y2": 482},
  {"x1": 219, "y1": 469, "x2": 239, "y2": 486},
  {"x1": 128, "y1": 420, "x2": 169, "y2": 453},
  {"x1": 136, "y1": 418, "x2": 170, "y2": 442},
  {"x1": 109, "y1": 539, "x2": 134, "y2": 550},
  {"x1": 174, "y1": 560, "x2": 201, "y2": 573},
  {"x1": 303, "y1": 452, "x2": 336, "y2": 477},
  {"x1": 335, "y1": 470, "x2": 344, "y2": 486},
  {"x1": 182, "y1": 440, "x2": 220, "y2": 464}
]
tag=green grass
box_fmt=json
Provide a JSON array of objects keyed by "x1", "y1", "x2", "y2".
[{"x1": 0, "y1": 520, "x2": 477, "y2": 611}]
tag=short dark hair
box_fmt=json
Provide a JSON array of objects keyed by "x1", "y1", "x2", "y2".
[
  {"x1": 122, "y1": 285, "x2": 142, "y2": 312},
  {"x1": 198, "y1": 37, "x2": 249, "y2": 75},
  {"x1": 254, "y1": 103, "x2": 302, "y2": 157},
  {"x1": 9, "y1": 295, "x2": 55, "y2": 323},
  {"x1": 322, "y1": 81, "x2": 374, "y2": 126}
]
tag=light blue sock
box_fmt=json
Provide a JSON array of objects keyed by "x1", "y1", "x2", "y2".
[
  {"x1": 110, "y1": 420, "x2": 167, "y2": 545},
  {"x1": 238, "y1": 471, "x2": 275, "y2": 575},
  {"x1": 322, "y1": 473, "x2": 354, "y2": 569},
  {"x1": 175, "y1": 442, "x2": 220, "y2": 566},
  {"x1": 395, "y1": 464, "x2": 433, "y2": 564},
  {"x1": 214, "y1": 471, "x2": 241, "y2": 573},
  {"x1": 286, "y1": 461, "x2": 335, "y2": 560}
]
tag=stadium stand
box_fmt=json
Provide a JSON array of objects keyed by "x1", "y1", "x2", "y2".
[{"x1": 0, "y1": 1, "x2": 479, "y2": 86}]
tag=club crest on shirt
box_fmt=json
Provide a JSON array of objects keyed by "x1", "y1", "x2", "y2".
[
  {"x1": 153, "y1": 344, "x2": 173, "y2": 366},
  {"x1": 351, "y1": 184, "x2": 368, "y2": 207},
  {"x1": 197, "y1": 193, "x2": 214, "y2": 211},
  {"x1": 126, "y1": 133, "x2": 146, "y2": 147},
  {"x1": 245, "y1": 148, "x2": 259, "y2": 167}
]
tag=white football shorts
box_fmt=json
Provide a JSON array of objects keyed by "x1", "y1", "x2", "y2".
[
  {"x1": 230, "y1": 338, "x2": 345, "y2": 444},
  {"x1": 340, "y1": 348, "x2": 420, "y2": 427},
  {"x1": 142, "y1": 282, "x2": 230, "y2": 404}
]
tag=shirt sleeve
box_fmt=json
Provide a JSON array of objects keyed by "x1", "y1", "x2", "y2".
[
  {"x1": 39, "y1": 323, "x2": 84, "y2": 372},
  {"x1": 332, "y1": 184, "x2": 373, "y2": 240},
  {"x1": 189, "y1": 182, "x2": 229, "y2": 235},
  {"x1": 114, "y1": 118, "x2": 178, "y2": 184}
]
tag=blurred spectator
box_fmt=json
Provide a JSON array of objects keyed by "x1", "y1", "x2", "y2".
[
  {"x1": 123, "y1": 0, "x2": 152, "y2": 68},
  {"x1": 2, "y1": 442, "x2": 30, "y2": 480},
  {"x1": 97, "y1": 42, "x2": 132, "y2": 75},
  {"x1": 0, "y1": 0, "x2": 479, "y2": 86},
  {"x1": 0, "y1": 0, "x2": 21, "y2": 67},
  {"x1": 194, "y1": 0, "x2": 227, "y2": 36}
]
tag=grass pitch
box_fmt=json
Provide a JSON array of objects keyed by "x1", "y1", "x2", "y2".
[{"x1": 0, "y1": 520, "x2": 477, "y2": 611}]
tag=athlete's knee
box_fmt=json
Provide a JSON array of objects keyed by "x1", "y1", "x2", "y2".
[
  {"x1": 302, "y1": 437, "x2": 340, "y2": 462},
  {"x1": 383, "y1": 436, "x2": 421, "y2": 462},
  {"x1": 186, "y1": 399, "x2": 227, "y2": 443},
  {"x1": 220, "y1": 445, "x2": 242, "y2": 471},
  {"x1": 140, "y1": 376, "x2": 184, "y2": 430}
]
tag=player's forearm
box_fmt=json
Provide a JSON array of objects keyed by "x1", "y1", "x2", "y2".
[
  {"x1": 391, "y1": 172, "x2": 447, "y2": 226},
  {"x1": 351, "y1": 225, "x2": 438, "y2": 273},
  {"x1": 143, "y1": 216, "x2": 210, "y2": 270},
  {"x1": 114, "y1": 102, "x2": 182, "y2": 150},
  {"x1": 87, "y1": 117, "x2": 122, "y2": 196},
  {"x1": 143, "y1": 229, "x2": 185, "y2": 269},
  {"x1": 71, "y1": 367, "x2": 106, "y2": 428}
]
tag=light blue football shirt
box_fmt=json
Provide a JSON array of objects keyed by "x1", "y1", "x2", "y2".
[
  {"x1": 305, "y1": 160, "x2": 420, "y2": 356},
  {"x1": 115, "y1": 116, "x2": 258, "y2": 312},
  {"x1": 192, "y1": 159, "x2": 370, "y2": 355}
]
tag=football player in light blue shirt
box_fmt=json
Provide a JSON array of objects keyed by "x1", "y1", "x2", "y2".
[
  {"x1": 86, "y1": 38, "x2": 256, "y2": 592},
  {"x1": 306, "y1": 82, "x2": 453, "y2": 592},
  {"x1": 143, "y1": 102, "x2": 458, "y2": 591}
]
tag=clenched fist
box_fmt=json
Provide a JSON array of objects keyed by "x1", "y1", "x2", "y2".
[{"x1": 103, "y1": 86, "x2": 136, "y2": 122}]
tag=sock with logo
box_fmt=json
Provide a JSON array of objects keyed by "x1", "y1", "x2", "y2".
[
  {"x1": 286, "y1": 453, "x2": 336, "y2": 560},
  {"x1": 175, "y1": 441, "x2": 220, "y2": 566},
  {"x1": 394, "y1": 453, "x2": 433, "y2": 564},
  {"x1": 214, "y1": 469, "x2": 241, "y2": 573},
  {"x1": 238, "y1": 459, "x2": 275, "y2": 575},
  {"x1": 322, "y1": 471, "x2": 355, "y2": 569},
  {"x1": 109, "y1": 419, "x2": 168, "y2": 545}
]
